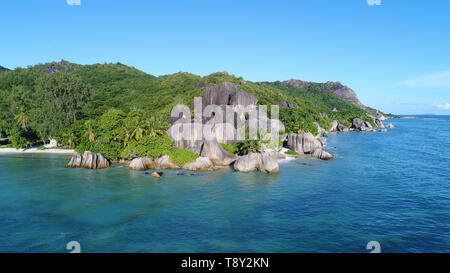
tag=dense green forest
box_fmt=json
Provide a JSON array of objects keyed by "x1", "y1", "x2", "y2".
[{"x1": 0, "y1": 61, "x2": 377, "y2": 161}]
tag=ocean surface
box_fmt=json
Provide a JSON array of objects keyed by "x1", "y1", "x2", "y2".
[{"x1": 0, "y1": 116, "x2": 449, "y2": 253}]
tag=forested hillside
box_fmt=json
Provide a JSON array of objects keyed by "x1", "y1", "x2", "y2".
[{"x1": 0, "y1": 60, "x2": 380, "y2": 160}]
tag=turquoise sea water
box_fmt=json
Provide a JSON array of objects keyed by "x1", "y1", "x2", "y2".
[{"x1": 0, "y1": 116, "x2": 449, "y2": 253}]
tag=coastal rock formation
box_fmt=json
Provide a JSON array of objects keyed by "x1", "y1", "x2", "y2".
[
  {"x1": 351, "y1": 118, "x2": 364, "y2": 131},
  {"x1": 65, "y1": 154, "x2": 82, "y2": 168},
  {"x1": 330, "y1": 120, "x2": 339, "y2": 132},
  {"x1": 380, "y1": 129, "x2": 388, "y2": 133},
  {"x1": 128, "y1": 156, "x2": 178, "y2": 170},
  {"x1": 385, "y1": 123, "x2": 395, "y2": 128},
  {"x1": 129, "y1": 157, "x2": 150, "y2": 170},
  {"x1": 283, "y1": 79, "x2": 366, "y2": 109},
  {"x1": 288, "y1": 133, "x2": 322, "y2": 154},
  {"x1": 259, "y1": 152, "x2": 280, "y2": 173},
  {"x1": 337, "y1": 123, "x2": 348, "y2": 132},
  {"x1": 182, "y1": 157, "x2": 215, "y2": 171},
  {"x1": 232, "y1": 152, "x2": 280, "y2": 174},
  {"x1": 311, "y1": 148, "x2": 335, "y2": 160},
  {"x1": 364, "y1": 121, "x2": 372, "y2": 129},
  {"x1": 287, "y1": 133, "x2": 334, "y2": 160},
  {"x1": 200, "y1": 138, "x2": 236, "y2": 166},
  {"x1": 233, "y1": 153, "x2": 261, "y2": 173},
  {"x1": 66, "y1": 151, "x2": 110, "y2": 169},
  {"x1": 155, "y1": 155, "x2": 180, "y2": 169},
  {"x1": 314, "y1": 122, "x2": 327, "y2": 137},
  {"x1": 374, "y1": 118, "x2": 385, "y2": 128}
]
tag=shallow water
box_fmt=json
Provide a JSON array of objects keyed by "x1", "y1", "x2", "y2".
[{"x1": 0, "y1": 117, "x2": 449, "y2": 253}]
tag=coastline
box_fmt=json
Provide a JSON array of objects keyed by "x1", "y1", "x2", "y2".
[{"x1": 0, "y1": 148, "x2": 75, "y2": 154}]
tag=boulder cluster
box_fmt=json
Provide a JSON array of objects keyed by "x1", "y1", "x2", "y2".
[
  {"x1": 65, "y1": 82, "x2": 395, "y2": 175},
  {"x1": 66, "y1": 151, "x2": 110, "y2": 169}
]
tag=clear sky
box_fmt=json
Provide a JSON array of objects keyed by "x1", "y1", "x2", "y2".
[{"x1": 2, "y1": 0, "x2": 450, "y2": 115}]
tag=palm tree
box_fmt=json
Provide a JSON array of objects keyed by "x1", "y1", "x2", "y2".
[
  {"x1": 131, "y1": 125, "x2": 144, "y2": 141},
  {"x1": 84, "y1": 120, "x2": 95, "y2": 142},
  {"x1": 14, "y1": 112, "x2": 28, "y2": 129},
  {"x1": 123, "y1": 129, "x2": 130, "y2": 147}
]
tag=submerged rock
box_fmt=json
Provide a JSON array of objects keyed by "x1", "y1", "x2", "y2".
[
  {"x1": 385, "y1": 123, "x2": 395, "y2": 128},
  {"x1": 380, "y1": 129, "x2": 388, "y2": 133},
  {"x1": 183, "y1": 157, "x2": 215, "y2": 171},
  {"x1": 151, "y1": 172, "x2": 163, "y2": 178}
]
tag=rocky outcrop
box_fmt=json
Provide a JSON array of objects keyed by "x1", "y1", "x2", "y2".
[
  {"x1": 330, "y1": 120, "x2": 339, "y2": 132},
  {"x1": 182, "y1": 157, "x2": 215, "y2": 171},
  {"x1": 229, "y1": 90, "x2": 258, "y2": 107},
  {"x1": 129, "y1": 157, "x2": 152, "y2": 170},
  {"x1": 168, "y1": 118, "x2": 204, "y2": 153},
  {"x1": 350, "y1": 118, "x2": 374, "y2": 132},
  {"x1": 380, "y1": 129, "x2": 387, "y2": 133},
  {"x1": 65, "y1": 154, "x2": 82, "y2": 168},
  {"x1": 364, "y1": 122, "x2": 373, "y2": 129},
  {"x1": 202, "y1": 82, "x2": 242, "y2": 109},
  {"x1": 311, "y1": 148, "x2": 335, "y2": 160},
  {"x1": 66, "y1": 151, "x2": 110, "y2": 169},
  {"x1": 288, "y1": 133, "x2": 322, "y2": 154},
  {"x1": 233, "y1": 153, "x2": 261, "y2": 173},
  {"x1": 314, "y1": 122, "x2": 327, "y2": 137},
  {"x1": 200, "y1": 138, "x2": 236, "y2": 166},
  {"x1": 337, "y1": 123, "x2": 348, "y2": 132},
  {"x1": 374, "y1": 118, "x2": 385, "y2": 128},
  {"x1": 259, "y1": 152, "x2": 280, "y2": 173},
  {"x1": 351, "y1": 118, "x2": 364, "y2": 131},
  {"x1": 128, "y1": 155, "x2": 179, "y2": 171},
  {"x1": 232, "y1": 152, "x2": 279, "y2": 174},
  {"x1": 155, "y1": 155, "x2": 180, "y2": 169},
  {"x1": 276, "y1": 101, "x2": 296, "y2": 108},
  {"x1": 283, "y1": 79, "x2": 366, "y2": 109},
  {"x1": 287, "y1": 133, "x2": 334, "y2": 160},
  {"x1": 385, "y1": 123, "x2": 395, "y2": 128}
]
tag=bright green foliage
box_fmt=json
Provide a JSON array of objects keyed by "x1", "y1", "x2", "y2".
[
  {"x1": 220, "y1": 143, "x2": 238, "y2": 155},
  {"x1": 285, "y1": 149, "x2": 299, "y2": 155},
  {"x1": 168, "y1": 148, "x2": 199, "y2": 166},
  {"x1": 234, "y1": 140, "x2": 261, "y2": 155}
]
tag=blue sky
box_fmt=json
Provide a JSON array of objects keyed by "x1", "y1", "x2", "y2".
[{"x1": 1, "y1": 0, "x2": 450, "y2": 114}]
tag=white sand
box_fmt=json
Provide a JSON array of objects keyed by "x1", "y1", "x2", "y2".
[{"x1": 0, "y1": 148, "x2": 75, "y2": 154}]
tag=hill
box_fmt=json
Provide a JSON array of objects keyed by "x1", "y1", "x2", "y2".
[
  {"x1": 0, "y1": 60, "x2": 386, "y2": 160},
  {"x1": 0, "y1": 65, "x2": 9, "y2": 71}
]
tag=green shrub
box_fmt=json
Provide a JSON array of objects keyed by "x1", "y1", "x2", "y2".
[
  {"x1": 220, "y1": 143, "x2": 238, "y2": 155},
  {"x1": 169, "y1": 148, "x2": 199, "y2": 166},
  {"x1": 285, "y1": 149, "x2": 298, "y2": 155}
]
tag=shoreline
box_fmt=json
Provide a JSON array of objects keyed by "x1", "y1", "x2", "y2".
[{"x1": 0, "y1": 148, "x2": 75, "y2": 154}]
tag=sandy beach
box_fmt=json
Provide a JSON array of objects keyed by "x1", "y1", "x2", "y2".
[{"x1": 0, "y1": 148, "x2": 75, "y2": 154}]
